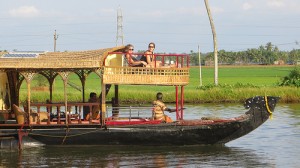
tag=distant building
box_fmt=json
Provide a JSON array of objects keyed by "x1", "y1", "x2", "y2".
[
  {"x1": 205, "y1": 60, "x2": 214, "y2": 66},
  {"x1": 274, "y1": 60, "x2": 285, "y2": 65}
]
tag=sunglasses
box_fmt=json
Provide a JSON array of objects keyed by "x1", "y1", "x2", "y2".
[
  {"x1": 148, "y1": 46, "x2": 154, "y2": 48},
  {"x1": 129, "y1": 48, "x2": 134, "y2": 51}
]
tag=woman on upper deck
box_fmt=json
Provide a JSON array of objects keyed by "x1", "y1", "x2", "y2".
[
  {"x1": 124, "y1": 44, "x2": 147, "y2": 67},
  {"x1": 143, "y1": 42, "x2": 162, "y2": 67}
]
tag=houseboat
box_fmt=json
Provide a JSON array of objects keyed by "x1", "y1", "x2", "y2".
[{"x1": 0, "y1": 46, "x2": 279, "y2": 149}]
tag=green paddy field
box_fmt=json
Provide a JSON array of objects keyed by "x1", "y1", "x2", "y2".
[{"x1": 20, "y1": 65, "x2": 299, "y2": 104}]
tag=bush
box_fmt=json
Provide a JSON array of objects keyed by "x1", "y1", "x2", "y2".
[
  {"x1": 196, "y1": 82, "x2": 258, "y2": 90},
  {"x1": 278, "y1": 66, "x2": 300, "y2": 87}
]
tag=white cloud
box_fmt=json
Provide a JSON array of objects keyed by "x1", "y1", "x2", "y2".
[
  {"x1": 267, "y1": 0, "x2": 285, "y2": 8},
  {"x1": 9, "y1": 6, "x2": 40, "y2": 18},
  {"x1": 242, "y1": 3, "x2": 253, "y2": 10}
]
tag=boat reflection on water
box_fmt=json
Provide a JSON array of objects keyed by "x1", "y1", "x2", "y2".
[{"x1": 0, "y1": 145, "x2": 275, "y2": 167}]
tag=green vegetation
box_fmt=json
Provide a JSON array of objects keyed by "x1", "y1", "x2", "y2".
[
  {"x1": 189, "y1": 42, "x2": 300, "y2": 66},
  {"x1": 20, "y1": 65, "x2": 300, "y2": 104},
  {"x1": 278, "y1": 66, "x2": 300, "y2": 87}
]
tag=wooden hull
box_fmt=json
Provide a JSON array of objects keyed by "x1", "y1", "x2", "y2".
[
  {"x1": 26, "y1": 118, "x2": 249, "y2": 145},
  {"x1": 0, "y1": 96, "x2": 279, "y2": 147}
]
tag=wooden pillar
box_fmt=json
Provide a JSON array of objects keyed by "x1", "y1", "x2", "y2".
[
  {"x1": 94, "y1": 68, "x2": 105, "y2": 125},
  {"x1": 115, "y1": 85, "x2": 119, "y2": 104},
  {"x1": 49, "y1": 82, "x2": 53, "y2": 102},
  {"x1": 58, "y1": 72, "x2": 69, "y2": 125},
  {"x1": 48, "y1": 71, "x2": 56, "y2": 103},
  {"x1": 81, "y1": 71, "x2": 86, "y2": 103},
  {"x1": 112, "y1": 85, "x2": 119, "y2": 120},
  {"x1": 82, "y1": 81, "x2": 86, "y2": 103},
  {"x1": 101, "y1": 82, "x2": 106, "y2": 125},
  {"x1": 181, "y1": 86, "x2": 184, "y2": 120},
  {"x1": 20, "y1": 72, "x2": 35, "y2": 125},
  {"x1": 175, "y1": 86, "x2": 179, "y2": 120}
]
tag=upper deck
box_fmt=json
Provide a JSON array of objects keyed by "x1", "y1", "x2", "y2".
[
  {"x1": 102, "y1": 66, "x2": 189, "y2": 85},
  {"x1": 0, "y1": 47, "x2": 189, "y2": 86},
  {"x1": 103, "y1": 52, "x2": 190, "y2": 86}
]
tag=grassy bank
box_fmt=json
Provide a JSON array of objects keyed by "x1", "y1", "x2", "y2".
[{"x1": 20, "y1": 65, "x2": 299, "y2": 104}]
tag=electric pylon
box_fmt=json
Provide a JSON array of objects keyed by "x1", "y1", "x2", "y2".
[{"x1": 116, "y1": 6, "x2": 124, "y2": 46}]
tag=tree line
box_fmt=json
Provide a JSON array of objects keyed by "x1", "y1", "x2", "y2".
[{"x1": 189, "y1": 42, "x2": 300, "y2": 66}]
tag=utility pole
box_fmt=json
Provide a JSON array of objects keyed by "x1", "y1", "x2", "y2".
[
  {"x1": 198, "y1": 45, "x2": 203, "y2": 86},
  {"x1": 204, "y1": 0, "x2": 218, "y2": 86},
  {"x1": 116, "y1": 6, "x2": 124, "y2": 46},
  {"x1": 54, "y1": 30, "x2": 58, "y2": 52}
]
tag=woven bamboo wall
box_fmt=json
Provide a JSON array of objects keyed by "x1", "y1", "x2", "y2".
[{"x1": 102, "y1": 67, "x2": 189, "y2": 86}]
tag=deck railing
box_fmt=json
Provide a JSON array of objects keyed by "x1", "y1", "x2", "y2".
[
  {"x1": 106, "y1": 106, "x2": 154, "y2": 120},
  {"x1": 30, "y1": 102, "x2": 100, "y2": 124},
  {"x1": 28, "y1": 103, "x2": 154, "y2": 125},
  {"x1": 103, "y1": 52, "x2": 190, "y2": 85},
  {"x1": 102, "y1": 66, "x2": 189, "y2": 85}
]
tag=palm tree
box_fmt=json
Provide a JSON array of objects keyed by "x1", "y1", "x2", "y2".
[
  {"x1": 204, "y1": 0, "x2": 218, "y2": 85},
  {"x1": 265, "y1": 42, "x2": 273, "y2": 51}
]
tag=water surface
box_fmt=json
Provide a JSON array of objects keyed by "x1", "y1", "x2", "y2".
[{"x1": 1, "y1": 103, "x2": 299, "y2": 167}]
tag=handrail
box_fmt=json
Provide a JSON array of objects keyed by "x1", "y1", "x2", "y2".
[
  {"x1": 29, "y1": 103, "x2": 154, "y2": 124},
  {"x1": 103, "y1": 66, "x2": 189, "y2": 75},
  {"x1": 106, "y1": 52, "x2": 190, "y2": 68},
  {"x1": 107, "y1": 106, "x2": 154, "y2": 121},
  {"x1": 108, "y1": 52, "x2": 189, "y2": 57},
  {"x1": 30, "y1": 102, "x2": 100, "y2": 125}
]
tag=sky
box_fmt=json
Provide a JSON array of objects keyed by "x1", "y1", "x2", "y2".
[{"x1": 1, "y1": 0, "x2": 300, "y2": 54}]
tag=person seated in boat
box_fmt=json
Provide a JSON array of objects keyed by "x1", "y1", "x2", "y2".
[
  {"x1": 124, "y1": 44, "x2": 147, "y2": 67},
  {"x1": 22, "y1": 100, "x2": 48, "y2": 122},
  {"x1": 143, "y1": 42, "x2": 162, "y2": 67},
  {"x1": 152, "y1": 92, "x2": 175, "y2": 123},
  {"x1": 83, "y1": 92, "x2": 100, "y2": 120}
]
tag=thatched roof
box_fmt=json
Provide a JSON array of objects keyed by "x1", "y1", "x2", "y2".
[{"x1": 0, "y1": 46, "x2": 124, "y2": 70}]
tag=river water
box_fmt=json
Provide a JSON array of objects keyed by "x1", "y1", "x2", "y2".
[{"x1": 0, "y1": 103, "x2": 299, "y2": 168}]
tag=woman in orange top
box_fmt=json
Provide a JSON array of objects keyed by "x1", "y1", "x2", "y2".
[{"x1": 124, "y1": 44, "x2": 147, "y2": 67}]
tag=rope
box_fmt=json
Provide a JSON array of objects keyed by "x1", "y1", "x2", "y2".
[
  {"x1": 264, "y1": 95, "x2": 273, "y2": 120},
  {"x1": 62, "y1": 128, "x2": 70, "y2": 144},
  {"x1": 264, "y1": 95, "x2": 272, "y2": 114},
  {"x1": 28, "y1": 129, "x2": 101, "y2": 138}
]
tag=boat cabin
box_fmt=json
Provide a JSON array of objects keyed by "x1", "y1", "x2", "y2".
[{"x1": 0, "y1": 46, "x2": 189, "y2": 127}]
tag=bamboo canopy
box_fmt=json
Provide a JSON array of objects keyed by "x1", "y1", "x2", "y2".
[{"x1": 0, "y1": 46, "x2": 124, "y2": 70}]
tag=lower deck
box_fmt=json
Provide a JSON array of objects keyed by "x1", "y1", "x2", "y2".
[{"x1": 0, "y1": 103, "x2": 167, "y2": 128}]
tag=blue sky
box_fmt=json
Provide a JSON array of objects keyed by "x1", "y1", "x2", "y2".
[{"x1": 1, "y1": 0, "x2": 300, "y2": 53}]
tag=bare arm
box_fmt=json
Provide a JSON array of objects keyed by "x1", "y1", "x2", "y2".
[
  {"x1": 126, "y1": 53, "x2": 147, "y2": 66},
  {"x1": 144, "y1": 51, "x2": 152, "y2": 64}
]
